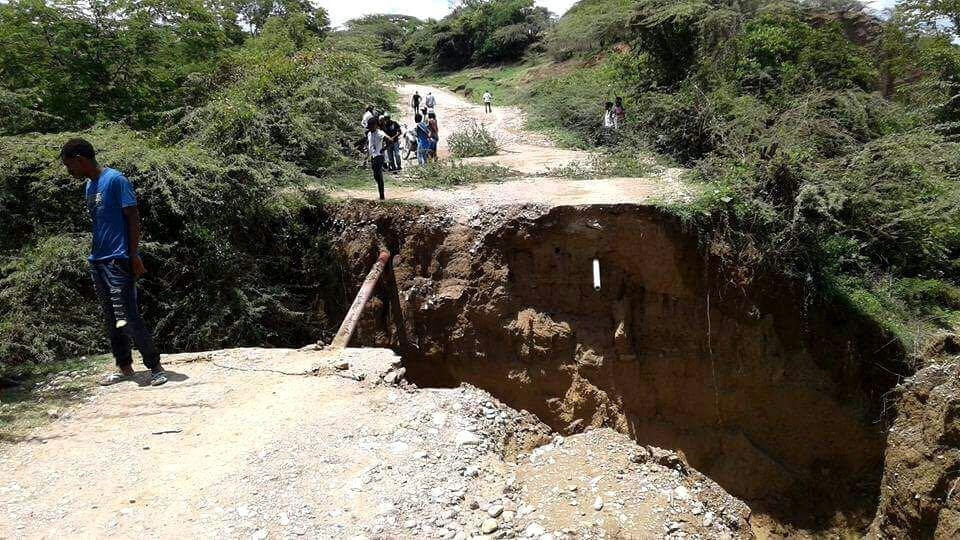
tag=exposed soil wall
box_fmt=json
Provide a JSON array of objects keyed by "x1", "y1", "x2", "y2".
[{"x1": 325, "y1": 200, "x2": 912, "y2": 536}]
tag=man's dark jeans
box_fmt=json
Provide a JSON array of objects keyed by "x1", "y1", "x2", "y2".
[
  {"x1": 90, "y1": 258, "x2": 161, "y2": 372},
  {"x1": 371, "y1": 154, "x2": 385, "y2": 200}
]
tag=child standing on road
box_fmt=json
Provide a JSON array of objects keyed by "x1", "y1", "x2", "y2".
[{"x1": 483, "y1": 90, "x2": 492, "y2": 113}]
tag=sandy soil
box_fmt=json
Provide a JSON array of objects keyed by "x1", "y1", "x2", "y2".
[
  {"x1": 332, "y1": 84, "x2": 691, "y2": 208},
  {"x1": 0, "y1": 348, "x2": 750, "y2": 539}
]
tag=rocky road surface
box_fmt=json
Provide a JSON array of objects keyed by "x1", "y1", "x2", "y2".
[{"x1": 0, "y1": 348, "x2": 751, "y2": 539}]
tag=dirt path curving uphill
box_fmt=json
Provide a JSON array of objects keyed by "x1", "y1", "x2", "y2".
[{"x1": 331, "y1": 83, "x2": 691, "y2": 207}]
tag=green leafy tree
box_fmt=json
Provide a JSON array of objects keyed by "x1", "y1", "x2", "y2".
[{"x1": 897, "y1": 0, "x2": 960, "y2": 38}]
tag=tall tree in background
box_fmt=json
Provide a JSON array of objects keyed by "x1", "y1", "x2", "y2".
[
  {"x1": 898, "y1": 0, "x2": 960, "y2": 37},
  {"x1": 0, "y1": 0, "x2": 240, "y2": 133}
]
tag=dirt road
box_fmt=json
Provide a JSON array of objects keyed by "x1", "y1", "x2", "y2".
[
  {"x1": 332, "y1": 83, "x2": 691, "y2": 207},
  {"x1": 0, "y1": 348, "x2": 750, "y2": 539}
]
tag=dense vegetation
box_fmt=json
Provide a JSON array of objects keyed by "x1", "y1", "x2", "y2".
[
  {"x1": 391, "y1": 0, "x2": 552, "y2": 72},
  {"x1": 2, "y1": 0, "x2": 958, "y2": 375},
  {"x1": 375, "y1": 0, "x2": 959, "y2": 354},
  {"x1": 527, "y1": 0, "x2": 960, "y2": 353},
  {"x1": 0, "y1": 0, "x2": 392, "y2": 377}
]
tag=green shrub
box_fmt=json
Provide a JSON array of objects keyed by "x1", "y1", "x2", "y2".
[
  {"x1": 448, "y1": 122, "x2": 499, "y2": 158},
  {"x1": 545, "y1": 0, "x2": 636, "y2": 60},
  {"x1": 400, "y1": 0, "x2": 552, "y2": 72},
  {"x1": 170, "y1": 47, "x2": 392, "y2": 175},
  {"x1": 0, "y1": 126, "x2": 341, "y2": 377},
  {"x1": 407, "y1": 161, "x2": 520, "y2": 188},
  {"x1": 0, "y1": 235, "x2": 101, "y2": 373},
  {"x1": 734, "y1": 14, "x2": 878, "y2": 98}
]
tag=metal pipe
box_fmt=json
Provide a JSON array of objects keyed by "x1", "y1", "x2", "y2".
[
  {"x1": 593, "y1": 258, "x2": 601, "y2": 291},
  {"x1": 330, "y1": 249, "x2": 391, "y2": 349}
]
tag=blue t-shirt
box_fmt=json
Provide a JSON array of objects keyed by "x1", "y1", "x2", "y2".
[
  {"x1": 416, "y1": 121, "x2": 433, "y2": 149},
  {"x1": 85, "y1": 167, "x2": 137, "y2": 262}
]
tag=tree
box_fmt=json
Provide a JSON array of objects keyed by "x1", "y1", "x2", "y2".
[
  {"x1": 233, "y1": 0, "x2": 329, "y2": 36},
  {"x1": 897, "y1": 0, "x2": 960, "y2": 38}
]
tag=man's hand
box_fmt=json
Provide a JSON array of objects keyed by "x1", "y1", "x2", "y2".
[{"x1": 131, "y1": 255, "x2": 146, "y2": 277}]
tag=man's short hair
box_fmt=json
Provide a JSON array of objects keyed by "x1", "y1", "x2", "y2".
[
  {"x1": 60, "y1": 138, "x2": 96, "y2": 160},
  {"x1": 415, "y1": 114, "x2": 423, "y2": 122}
]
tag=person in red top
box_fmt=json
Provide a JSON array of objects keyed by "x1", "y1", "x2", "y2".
[{"x1": 427, "y1": 112, "x2": 440, "y2": 161}]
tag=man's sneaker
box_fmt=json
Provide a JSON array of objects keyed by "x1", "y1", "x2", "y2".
[
  {"x1": 115, "y1": 320, "x2": 127, "y2": 329},
  {"x1": 150, "y1": 371, "x2": 168, "y2": 387},
  {"x1": 100, "y1": 368, "x2": 134, "y2": 386}
]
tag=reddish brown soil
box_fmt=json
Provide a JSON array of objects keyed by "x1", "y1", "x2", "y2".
[{"x1": 325, "y1": 200, "x2": 913, "y2": 537}]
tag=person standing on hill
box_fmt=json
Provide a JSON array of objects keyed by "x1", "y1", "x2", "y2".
[
  {"x1": 381, "y1": 113, "x2": 402, "y2": 172},
  {"x1": 411, "y1": 91, "x2": 421, "y2": 115},
  {"x1": 602, "y1": 101, "x2": 616, "y2": 144},
  {"x1": 367, "y1": 116, "x2": 388, "y2": 199},
  {"x1": 483, "y1": 90, "x2": 493, "y2": 113},
  {"x1": 60, "y1": 138, "x2": 167, "y2": 387},
  {"x1": 361, "y1": 104, "x2": 375, "y2": 131},
  {"x1": 425, "y1": 91, "x2": 436, "y2": 112}
]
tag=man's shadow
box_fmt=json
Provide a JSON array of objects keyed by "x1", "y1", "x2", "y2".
[{"x1": 135, "y1": 370, "x2": 189, "y2": 387}]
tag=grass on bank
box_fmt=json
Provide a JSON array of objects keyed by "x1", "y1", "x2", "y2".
[
  {"x1": 0, "y1": 354, "x2": 110, "y2": 442},
  {"x1": 321, "y1": 160, "x2": 522, "y2": 192}
]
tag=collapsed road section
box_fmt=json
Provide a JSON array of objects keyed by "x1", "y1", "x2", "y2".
[{"x1": 326, "y1": 200, "x2": 916, "y2": 538}]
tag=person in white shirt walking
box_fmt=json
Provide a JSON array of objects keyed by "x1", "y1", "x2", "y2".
[
  {"x1": 482, "y1": 91, "x2": 492, "y2": 113},
  {"x1": 425, "y1": 92, "x2": 436, "y2": 112},
  {"x1": 366, "y1": 116, "x2": 392, "y2": 200}
]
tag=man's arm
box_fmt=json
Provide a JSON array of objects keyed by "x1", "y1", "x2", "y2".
[{"x1": 123, "y1": 205, "x2": 146, "y2": 276}]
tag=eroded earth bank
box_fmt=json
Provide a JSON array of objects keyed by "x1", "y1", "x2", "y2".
[{"x1": 327, "y1": 199, "x2": 958, "y2": 538}]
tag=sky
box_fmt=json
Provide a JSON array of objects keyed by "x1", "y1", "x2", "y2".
[{"x1": 320, "y1": 0, "x2": 899, "y2": 28}]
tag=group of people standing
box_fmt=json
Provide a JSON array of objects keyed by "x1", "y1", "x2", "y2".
[
  {"x1": 603, "y1": 96, "x2": 626, "y2": 131},
  {"x1": 410, "y1": 90, "x2": 441, "y2": 166},
  {"x1": 361, "y1": 89, "x2": 444, "y2": 200},
  {"x1": 601, "y1": 96, "x2": 627, "y2": 145}
]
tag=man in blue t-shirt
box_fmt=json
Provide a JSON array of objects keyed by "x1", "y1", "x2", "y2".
[
  {"x1": 61, "y1": 138, "x2": 167, "y2": 387},
  {"x1": 414, "y1": 113, "x2": 432, "y2": 165}
]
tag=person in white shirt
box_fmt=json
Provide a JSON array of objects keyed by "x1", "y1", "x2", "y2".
[
  {"x1": 482, "y1": 91, "x2": 492, "y2": 113},
  {"x1": 366, "y1": 116, "x2": 389, "y2": 200},
  {"x1": 602, "y1": 101, "x2": 616, "y2": 145},
  {"x1": 425, "y1": 92, "x2": 436, "y2": 112},
  {"x1": 361, "y1": 105, "x2": 375, "y2": 131}
]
